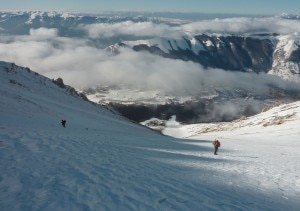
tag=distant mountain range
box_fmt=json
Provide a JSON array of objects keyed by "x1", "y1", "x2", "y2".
[
  {"x1": 0, "y1": 11, "x2": 166, "y2": 37},
  {"x1": 1, "y1": 11, "x2": 299, "y2": 82}
]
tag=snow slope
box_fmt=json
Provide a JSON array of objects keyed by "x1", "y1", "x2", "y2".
[
  {"x1": 163, "y1": 101, "x2": 300, "y2": 209},
  {"x1": 0, "y1": 61, "x2": 299, "y2": 210}
]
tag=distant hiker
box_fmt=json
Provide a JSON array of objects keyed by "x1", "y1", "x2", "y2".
[
  {"x1": 212, "y1": 139, "x2": 221, "y2": 155},
  {"x1": 61, "y1": 119, "x2": 66, "y2": 127}
]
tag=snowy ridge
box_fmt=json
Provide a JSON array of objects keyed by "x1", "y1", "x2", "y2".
[
  {"x1": 0, "y1": 61, "x2": 121, "y2": 129},
  {"x1": 25, "y1": 11, "x2": 41, "y2": 24},
  {"x1": 124, "y1": 35, "x2": 206, "y2": 55},
  {"x1": 163, "y1": 101, "x2": 300, "y2": 138}
]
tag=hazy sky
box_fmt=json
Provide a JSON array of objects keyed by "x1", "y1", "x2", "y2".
[{"x1": 0, "y1": 0, "x2": 299, "y2": 15}]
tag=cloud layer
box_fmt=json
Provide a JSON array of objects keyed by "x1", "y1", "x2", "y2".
[
  {"x1": 0, "y1": 29, "x2": 299, "y2": 98},
  {"x1": 81, "y1": 21, "x2": 182, "y2": 38},
  {"x1": 78, "y1": 16, "x2": 300, "y2": 39},
  {"x1": 29, "y1": 28, "x2": 58, "y2": 38},
  {"x1": 181, "y1": 17, "x2": 300, "y2": 35}
]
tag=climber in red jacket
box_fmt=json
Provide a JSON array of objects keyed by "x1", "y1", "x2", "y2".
[{"x1": 212, "y1": 139, "x2": 221, "y2": 155}]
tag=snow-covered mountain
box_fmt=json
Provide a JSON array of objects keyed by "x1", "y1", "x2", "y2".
[
  {"x1": 160, "y1": 101, "x2": 300, "y2": 138},
  {"x1": 0, "y1": 11, "x2": 171, "y2": 48},
  {"x1": 108, "y1": 34, "x2": 273, "y2": 72},
  {"x1": 270, "y1": 35, "x2": 300, "y2": 81},
  {"x1": 1, "y1": 61, "x2": 299, "y2": 210},
  {"x1": 0, "y1": 11, "x2": 164, "y2": 36},
  {"x1": 109, "y1": 33, "x2": 300, "y2": 83}
]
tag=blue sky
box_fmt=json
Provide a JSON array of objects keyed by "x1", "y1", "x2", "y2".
[{"x1": 0, "y1": 0, "x2": 299, "y2": 15}]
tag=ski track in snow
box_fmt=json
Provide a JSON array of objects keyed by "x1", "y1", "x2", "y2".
[{"x1": 0, "y1": 62, "x2": 300, "y2": 210}]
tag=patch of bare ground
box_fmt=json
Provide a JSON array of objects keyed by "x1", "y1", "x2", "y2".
[
  {"x1": 262, "y1": 112, "x2": 296, "y2": 127},
  {"x1": 261, "y1": 101, "x2": 287, "y2": 113}
]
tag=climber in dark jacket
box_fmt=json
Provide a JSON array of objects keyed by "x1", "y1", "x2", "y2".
[{"x1": 61, "y1": 119, "x2": 66, "y2": 127}]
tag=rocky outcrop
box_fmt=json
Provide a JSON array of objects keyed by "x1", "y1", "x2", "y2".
[{"x1": 270, "y1": 35, "x2": 300, "y2": 82}]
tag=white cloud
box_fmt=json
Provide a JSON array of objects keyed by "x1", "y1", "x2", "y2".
[
  {"x1": 0, "y1": 31, "x2": 298, "y2": 98},
  {"x1": 181, "y1": 17, "x2": 300, "y2": 35},
  {"x1": 79, "y1": 17, "x2": 300, "y2": 39},
  {"x1": 29, "y1": 28, "x2": 58, "y2": 39},
  {"x1": 81, "y1": 21, "x2": 182, "y2": 38}
]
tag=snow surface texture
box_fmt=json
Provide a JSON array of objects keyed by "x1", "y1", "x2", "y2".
[
  {"x1": 1, "y1": 61, "x2": 300, "y2": 210},
  {"x1": 163, "y1": 102, "x2": 300, "y2": 210}
]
